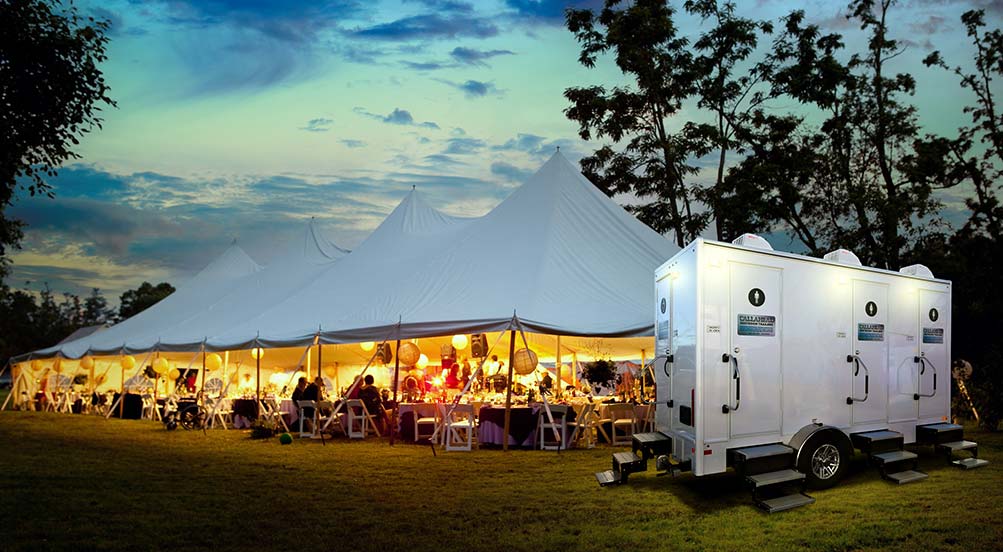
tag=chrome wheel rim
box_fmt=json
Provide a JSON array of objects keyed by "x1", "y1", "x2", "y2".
[{"x1": 811, "y1": 443, "x2": 840, "y2": 480}]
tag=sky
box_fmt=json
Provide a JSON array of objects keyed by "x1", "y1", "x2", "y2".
[{"x1": 7, "y1": 0, "x2": 1000, "y2": 305}]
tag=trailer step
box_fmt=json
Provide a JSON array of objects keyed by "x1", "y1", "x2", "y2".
[
  {"x1": 884, "y1": 469, "x2": 928, "y2": 484},
  {"x1": 731, "y1": 444, "x2": 795, "y2": 476},
  {"x1": 953, "y1": 457, "x2": 989, "y2": 470},
  {"x1": 613, "y1": 451, "x2": 647, "y2": 476},
  {"x1": 747, "y1": 469, "x2": 805, "y2": 489},
  {"x1": 851, "y1": 430, "x2": 904, "y2": 454},
  {"x1": 871, "y1": 450, "x2": 918, "y2": 466},
  {"x1": 756, "y1": 493, "x2": 815, "y2": 513},
  {"x1": 632, "y1": 432, "x2": 673, "y2": 457},
  {"x1": 595, "y1": 470, "x2": 623, "y2": 486},
  {"x1": 916, "y1": 423, "x2": 964, "y2": 445},
  {"x1": 936, "y1": 440, "x2": 978, "y2": 453}
]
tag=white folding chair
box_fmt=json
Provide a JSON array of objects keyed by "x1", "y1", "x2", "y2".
[
  {"x1": 414, "y1": 403, "x2": 439, "y2": 444},
  {"x1": 636, "y1": 404, "x2": 654, "y2": 433},
  {"x1": 297, "y1": 399, "x2": 317, "y2": 437},
  {"x1": 606, "y1": 404, "x2": 636, "y2": 446},
  {"x1": 444, "y1": 403, "x2": 476, "y2": 452},
  {"x1": 206, "y1": 396, "x2": 232, "y2": 429},
  {"x1": 345, "y1": 399, "x2": 368, "y2": 439},
  {"x1": 538, "y1": 404, "x2": 569, "y2": 451},
  {"x1": 567, "y1": 402, "x2": 596, "y2": 448},
  {"x1": 263, "y1": 398, "x2": 290, "y2": 432}
]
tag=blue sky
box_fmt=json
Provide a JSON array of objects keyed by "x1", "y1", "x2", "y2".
[{"x1": 7, "y1": 0, "x2": 999, "y2": 303}]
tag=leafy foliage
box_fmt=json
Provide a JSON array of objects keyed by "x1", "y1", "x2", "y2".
[
  {"x1": 118, "y1": 282, "x2": 175, "y2": 321},
  {"x1": 0, "y1": 0, "x2": 115, "y2": 273},
  {"x1": 582, "y1": 358, "x2": 617, "y2": 389}
]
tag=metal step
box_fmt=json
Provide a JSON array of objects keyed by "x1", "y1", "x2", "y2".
[
  {"x1": 953, "y1": 457, "x2": 990, "y2": 470},
  {"x1": 851, "y1": 430, "x2": 904, "y2": 454},
  {"x1": 613, "y1": 451, "x2": 647, "y2": 475},
  {"x1": 595, "y1": 470, "x2": 623, "y2": 486},
  {"x1": 757, "y1": 493, "x2": 815, "y2": 513},
  {"x1": 747, "y1": 469, "x2": 805, "y2": 489},
  {"x1": 936, "y1": 440, "x2": 978, "y2": 453},
  {"x1": 885, "y1": 469, "x2": 928, "y2": 484},
  {"x1": 872, "y1": 450, "x2": 918, "y2": 465},
  {"x1": 732, "y1": 444, "x2": 794, "y2": 476},
  {"x1": 632, "y1": 432, "x2": 673, "y2": 457},
  {"x1": 916, "y1": 422, "x2": 964, "y2": 445}
]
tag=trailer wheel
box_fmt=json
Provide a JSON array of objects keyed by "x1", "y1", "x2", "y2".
[{"x1": 797, "y1": 433, "x2": 850, "y2": 489}]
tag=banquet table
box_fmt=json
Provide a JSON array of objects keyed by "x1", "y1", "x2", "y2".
[
  {"x1": 477, "y1": 405, "x2": 539, "y2": 449},
  {"x1": 231, "y1": 398, "x2": 258, "y2": 429},
  {"x1": 396, "y1": 403, "x2": 438, "y2": 443}
]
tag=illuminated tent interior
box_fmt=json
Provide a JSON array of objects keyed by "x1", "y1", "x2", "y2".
[{"x1": 7, "y1": 152, "x2": 676, "y2": 405}]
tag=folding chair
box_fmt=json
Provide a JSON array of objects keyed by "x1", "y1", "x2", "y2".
[
  {"x1": 538, "y1": 404, "x2": 569, "y2": 450},
  {"x1": 444, "y1": 403, "x2": 476, "y2": 451},
  {"x1": 262, "y1": 398, "x2": 290, "y2": 433},
  {"x1": 567, "y1": 402, "x2": 596, "y2": 448},
  {"x1": 605, "y1": 404, "x2": 636, "y2": 446},
  {"x1": 345, "y1": 399, "x2": 369, "y2": 439},
  {"x1": 636, "y1": 404, "x2": 655, "y2": 433},
  {"x1": 297, "y1": 399, "x2": 317, "y2": 437},
  {"x1": 206, "y1": 396, "x2": 232, "y2": 429},
  {"x1": 414, "y1": 403, "x2": 439, "y2": 444}
]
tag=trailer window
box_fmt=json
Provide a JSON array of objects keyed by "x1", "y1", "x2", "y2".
[{"x1": 679, "y1": 405, "x2": 692, "y2": 426}]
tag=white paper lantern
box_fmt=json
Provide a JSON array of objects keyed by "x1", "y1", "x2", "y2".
[
  {"x1": 451, "y1": 334, "x2": 469, "y2": 350},
  {"x1": 512, "y1": 349, "x2": 538, "y2": 376}
]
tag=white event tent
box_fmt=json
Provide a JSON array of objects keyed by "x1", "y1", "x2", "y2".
[{"x1": 10, "y1": 152, "x2": 677, "y2": 400}]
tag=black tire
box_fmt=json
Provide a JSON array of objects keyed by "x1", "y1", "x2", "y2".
[{"x1": 797, "y1": 431, "x2": 852, "y2": 490}]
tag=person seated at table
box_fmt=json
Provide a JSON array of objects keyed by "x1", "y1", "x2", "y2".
[
  {"x1": 460, "y1": 358, "x2": 472, "y2": 388},
  {"x1": 291, "y1": 377, "x2": 308, "y2": 403},
  {"x1": 300, "y1": 376, "x2": 325, "y2": 424},
  {"x1": 539, "y1": 371, "x2": 553, "y2": 395},
  {"x1": 358, "y1": 374, "x2": 389, "y2": 431}
]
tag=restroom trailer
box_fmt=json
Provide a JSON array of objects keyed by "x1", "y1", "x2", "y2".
[{"x1": 597, "y1": 236, "x2": 987, "y2": 512}]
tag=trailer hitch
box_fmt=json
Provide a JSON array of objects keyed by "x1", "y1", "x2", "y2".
[
  {"x1": 846, "y1": 354, "x2": 869, "y2": 405},
  {"x1": 913, "y1": 355, "x2": 937, "y2": 400},
  {"x1": 721, "y1": 353, "x2": 740, "y2": 413}
]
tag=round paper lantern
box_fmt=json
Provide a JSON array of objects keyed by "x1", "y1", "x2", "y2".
[
  {"x1": 323, "y1": 364, "x2": 338, "y2": 378},
  {"x1": 153, "y1": 358, "x2": 169, "y2": 375},
  {"x1": 416, "y1": 354, "x2": 429, "y2": 370},
  {"x1": 398, "y1": 342, "x2": 421, "y2": 366},
  {"x1": 81, "y1": 356, "x2": 95, "y2": 370},
  {"x1": 30, "y1": 359, "x2": 42, "y2": 371},
  {"x1": 52, "y1": 358, "x2": 63, "y2": 373},
  {"x1": 360, "y1": 341, "x2": 375, "y2": 352},
  {"x1": 451, "y1": 334, "x2": 469, "y2": 350},
  {"x1": 251, "y1": 347, "x2": 264, "y2": 360},
  {"x1": 513, "y1": 349, "x2": 538, "y2": 376},
  {"x1": 121, "y1": 355, "x2": 136, "y2": 370},
  {"x1": 279, "y1": 433, "x2": 293, "y2": 445},
  {"x1": 206, "y1": 353, "x2": 223, "y2": 371},
  {"x1": 168, "y1": 368, "x2": 180, "y2": 381}
]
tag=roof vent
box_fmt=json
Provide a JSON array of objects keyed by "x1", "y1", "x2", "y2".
[
  {"x1": 899, "y1": 264, "x2": 934, "y2": 279},
  {"x1": 824, "y1": 248, "x2": 862, "y2": 266},
  {"x1": 731, "y1": 233, "x2": 773, "y2": 251}
]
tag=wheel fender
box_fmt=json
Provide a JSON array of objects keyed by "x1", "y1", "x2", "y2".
[{"x1": 788, "y1": 423, "x2": 852, "y2": 466}]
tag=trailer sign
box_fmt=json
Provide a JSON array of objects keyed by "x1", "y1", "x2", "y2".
[
  {"x1": 857, "y1": 323, "x2": 885, "y2": 342},
  {"x1": 737, "y1": 314, "x2": 776, "y2": 336},
  {"x1": 923, "y1": 327, "x2": 944, "y2": 344}
]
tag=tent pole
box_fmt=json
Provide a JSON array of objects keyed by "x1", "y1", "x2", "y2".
[
  {"x1": 199, "y1": 344, "x2": 207, "y2": 399},
  {"x1": 640, "y1": 348, "x2": 646, "y2": 401},
  {"x1": 0, "y1": 360, "x2": 17, "y2": 411},
  {"x1": 389, "y1": 337, "x2": 402, "y2": 447},
  {"x1": 255, "y1": 341, "x2": 262, "y2": 419},
  {"x1": 119, "y1": 350, "x2": 125, "y2": 418},
  {"x1": 503, "y1": 327, "x2": 516, "y2": 452},
  {"x1": 556, "y1": 336, "x2": 562, "y2": 399},
  {"x1": 317, "y1": 341, "x2": 323, "y2": 385},
  {"x1": 572, "y1": 353, "x2": 578, "y2": 389}
]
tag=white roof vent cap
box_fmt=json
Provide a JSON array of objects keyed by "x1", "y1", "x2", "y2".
[
  {"x1": 731, "y1": 233, "x2": 773, "y2": 251},
  {"x1": 899, "y1": 264, "x2": 935, "y2": 279},
  {"x1": 824, "y1": 248, "x2": 862, "y2": 266}
]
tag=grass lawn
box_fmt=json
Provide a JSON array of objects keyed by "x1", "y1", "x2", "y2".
[{"x1": 1, "y1": 412, "x2": 1001, "y2": 551}]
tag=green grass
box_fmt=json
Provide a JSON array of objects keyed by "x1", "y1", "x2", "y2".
[{"x1": 1, "y1": 412, "x2": 1001, "y2": 551}]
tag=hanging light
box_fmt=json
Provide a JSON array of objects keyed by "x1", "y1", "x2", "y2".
[
  {"x1": 206, "y1": 353, "x2": 223, "y2": 371},
  {"x1": 121, "y1": 355, "x2": 136, "y2": 370},
  {"x1": 451, "y1": 334, "x2": 469, "y2": 350},
  {"x1": 416, "y1": 353, "x2": 429, "y2": 370},
  {"x1": 513, "y1": 349, "x2": 538, "y2": 375},
  {"x1": 251, "y1": 347, "x2": 265, "y2": 360},
  {"x1": 168, "y1": 368, "x2": 181, "y2": 381},
  {"x1": 152, "y1": 357, "x2": 170, "y2": 375},
  {"x1": 323, "y1": 364, "x2": 338, "y2": 378},
  {"x1": 81, "y1": 356, "x2": 95, "y2": 370},
  {"x1": 360, "y1": 341, "x2": 376, "y2": 352},
  {"x1": 399, "y1": 342, "x2": 421, "y2": 366}
]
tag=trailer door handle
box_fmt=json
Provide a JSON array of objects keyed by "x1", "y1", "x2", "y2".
[
  {"x1": 846, "y1": 354, "x2": 870, "y2": 405},
  {"x1": 722, "y1": 354, "x2": 740, "y2": 413},
  {"x1": 913, "y1": 355, "x2": 938, "y2": 399}
]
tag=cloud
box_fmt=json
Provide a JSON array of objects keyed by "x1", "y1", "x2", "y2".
[
  {"x1": 156, "y1": 1, "x2": 360, "y2": 43},
  {"x1": 493, "y1": 133, "x2": 547, "y2": 153},
  {"x1": 401, "y1": 60, "x2": 452, "y2": 71},
  {"x1": 910, "y1": 15, "x2": 949, "y2": 35},
  {"x1": 504, "y1": 0, "x2": 605, "y2": 23},
  {"x1": 353, "y1": 107, "x2": 440, "y2": 129},
  {"x1": 490, "y1": 161, "x2": 533, "y2": 183},
  {"x1": 340, "y1": 139, "x2": 367, "y2": 148},
  {"x1": 300, "y1": 118, "x2": 334, "y2": 132},
  {"x1": 349, "y1": 14, "x2": 499, "y2": 41},
  {"x1": 443, "y1": 138, "x2": 486, "y2": 154},
  {"x1": 449, "y1": 46, "x2": 516, "y2": 67},
  {"x1": 436, "y1": 79, "x2": 503, "y2": 98},
  {"x1": 422, "y1": 154, "x2": 466, "y2": 166}
]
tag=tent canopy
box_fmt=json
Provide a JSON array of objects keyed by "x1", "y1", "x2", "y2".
[{"x1": 24, "y1": 152, "x2": 677, "y2": 360}]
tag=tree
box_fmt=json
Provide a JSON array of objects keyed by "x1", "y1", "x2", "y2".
[
  {"x1": 564, "y1": 0, "x2": 707, "y2": 247},
  {"x1": 81, "y1": 287, "x2": 111, "y2": 326},
  {"x1": 118, "y1": 282, "x2": 175, "y2": 321},
  {"x1": 0, "y1": 0, "x2": 115, "y2": 273}
]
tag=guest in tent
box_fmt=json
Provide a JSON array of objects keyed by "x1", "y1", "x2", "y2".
[
  {"x1": 359, "y1": 374, "x2": 388, "y2": 431},
  {"x1": 291, "y1": 377, "x2": 308, "y2": 403}
]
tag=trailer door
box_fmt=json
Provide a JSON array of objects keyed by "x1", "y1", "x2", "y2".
[
  {"x1": 851, "y1": 280, "x2": 889, "y2": 426},
  {"x1": 918, "y1": 289, "x2": 949, "y2": 420},
  {"x1": 727, "y1": 262, "x2": 782, "y2": 439}
]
